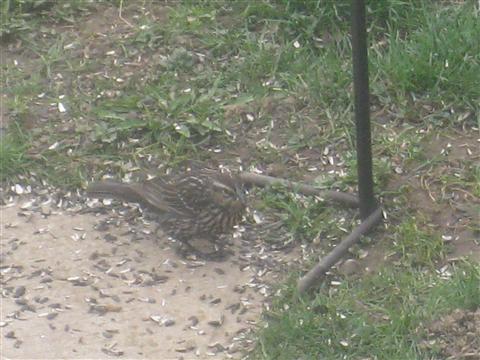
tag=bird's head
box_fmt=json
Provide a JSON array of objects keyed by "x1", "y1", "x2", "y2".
[{"x1": 209, "y1": 172, "x2": 246, "y2": 212}]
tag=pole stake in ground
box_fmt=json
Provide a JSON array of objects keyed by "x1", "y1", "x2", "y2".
[{"x1": 296, "y1": 0, "x2": 382, "y2": 293}]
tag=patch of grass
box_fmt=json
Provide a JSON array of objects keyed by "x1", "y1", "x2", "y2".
[
  {"x1": 374, "y1": 2, "x2": 480, "y2": 113},
  {"x1": 1, "y1": 0, "x2": 50, "y2": 40},
  {"x1": 252, "y1": 261, "x2": 479, "y2": 359},
  {"x1": 340, "y1": 156, "x2": 393, "y2": 192},
  {"x1": 472, "y1": 164, "x2": 480, "y2": 198},
  {"x1": 432, "y1": 261, "x2": 480, "y2": 311},
  {"x1": 434, "y1": 160, "x2": 480, "y2": 203},
  {"x1": 393, "y1": 218, "x2": 446, "y2": 268},
  {"x1": 0, "y1": 124, "x2": 31, "y2": 181},
  {"x1": 258, "y1": 186, "x2": 353, "y2": 244},
  {"x1": 1, "y1": 0, "x2": 95, "y2": 40},
  {"x1": 2, "y1": 65, "x2": 45, "y2": 117},
  {"x1": 3, "y1": 0, "x2": 478, "y2": 186},
  {"x1": 242, "y1": 0, "x2": 428, "y2": 47}
]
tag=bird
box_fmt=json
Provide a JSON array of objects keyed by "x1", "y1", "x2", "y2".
[{"x1": 86, "y1": 168, "x2": 246, "y2": 259}]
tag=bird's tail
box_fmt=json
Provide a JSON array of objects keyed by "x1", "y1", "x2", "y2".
[{"x1": 86, "y1": 181, "x2": 144, "y2": 204}]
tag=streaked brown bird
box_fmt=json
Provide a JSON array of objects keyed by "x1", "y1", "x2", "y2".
[{"x1": 86, "y1": 168, "x2": 246, "y2": 258}]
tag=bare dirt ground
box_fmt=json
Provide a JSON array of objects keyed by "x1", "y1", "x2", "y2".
[
  {"x1": 0, "y1": 194, "x2": 299, "y2": 359},
  {"x1": 420, "y1": 308, "x2": 480, "y2": 359}
]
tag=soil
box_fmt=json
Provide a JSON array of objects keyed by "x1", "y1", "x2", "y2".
[
  {"x1": 384, "y1": 131, "x2": 480, "y2": 265},
  {"x1": 0, "y1": 195, "x2": 299, "y2": 359},
  {"x1": 420, "y1": 308, "x2": 480, "y2": 359}
]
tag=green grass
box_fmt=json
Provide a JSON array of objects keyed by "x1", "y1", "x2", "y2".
[
  {"x1": 3, "y1": 0, "x2": 477, "y2": 184},
  {"x1": 0, "y1": 126, "x2": 31, "y2": 182},
  {"x1": 257, "y1": 186, "x2": 351, "y2": 243},
  {"x1": 375, "y1": 3, "x2": 480, "y2": 110},
  {"x1": 252, "y1": 262, "x2": 480, "y2": 359},
  {"x1": 393, "y1": 218, "x2": 447, "y2": 268},
  {"x1": 1, "y1": 0, "x2": 96, "y2": 40}
]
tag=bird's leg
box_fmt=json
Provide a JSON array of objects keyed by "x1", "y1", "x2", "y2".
[
  {"x1": 123, "y1": 207, "x2": 142, "y2": 223},
  {"x1": 195, "y1": 246, "x2": 231, "y2": 261},
  {"x1": 149, "y1": 222, "x2": 166, "y2": 247},
  {"x1": 201, "y1": 236, "x2": 234, "y2": 261},
  {"x1": 175, "y1": 240, "x2": 198, "y2": 257},
  {"x1": 176, "y1": 238, "x2": 231, "y2": 262}
]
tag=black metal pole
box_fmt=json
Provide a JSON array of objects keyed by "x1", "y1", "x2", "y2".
[{"x1": 351, "y1": 0, "x2": 376, "y2": 219}]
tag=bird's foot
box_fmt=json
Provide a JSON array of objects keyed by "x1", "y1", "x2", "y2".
[{"x1": 177, "y1": 241, "x2": 232, "y2": 262}]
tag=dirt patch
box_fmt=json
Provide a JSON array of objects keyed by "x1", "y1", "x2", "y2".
[
  {"x1": 0, "y1": 194, "x2": 297, "y2": 359},
  {"x1": 383, "y1": 131, "x2": 480, "y2": 264},
  {"x1": 419, "y1": 308, "x2": 480, "y2": 359}
]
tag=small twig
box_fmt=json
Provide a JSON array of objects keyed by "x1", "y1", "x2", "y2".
[
  {"x1": 239, "y1": 172, "x2": 359, "y2": 208},
  {"x1": 401, "y1": 159, "x2": 436, "y2": 182},
  {"x1": 297, "y1": 207, "x2": 382, "y2": 293},
  {"x1": 118, "y1": 0, "x2": 134, "y2": 28}
]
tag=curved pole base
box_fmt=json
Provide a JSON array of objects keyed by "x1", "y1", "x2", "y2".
[{"x1": 298, "y1": 207, "x2": 382, "y2": 294}]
